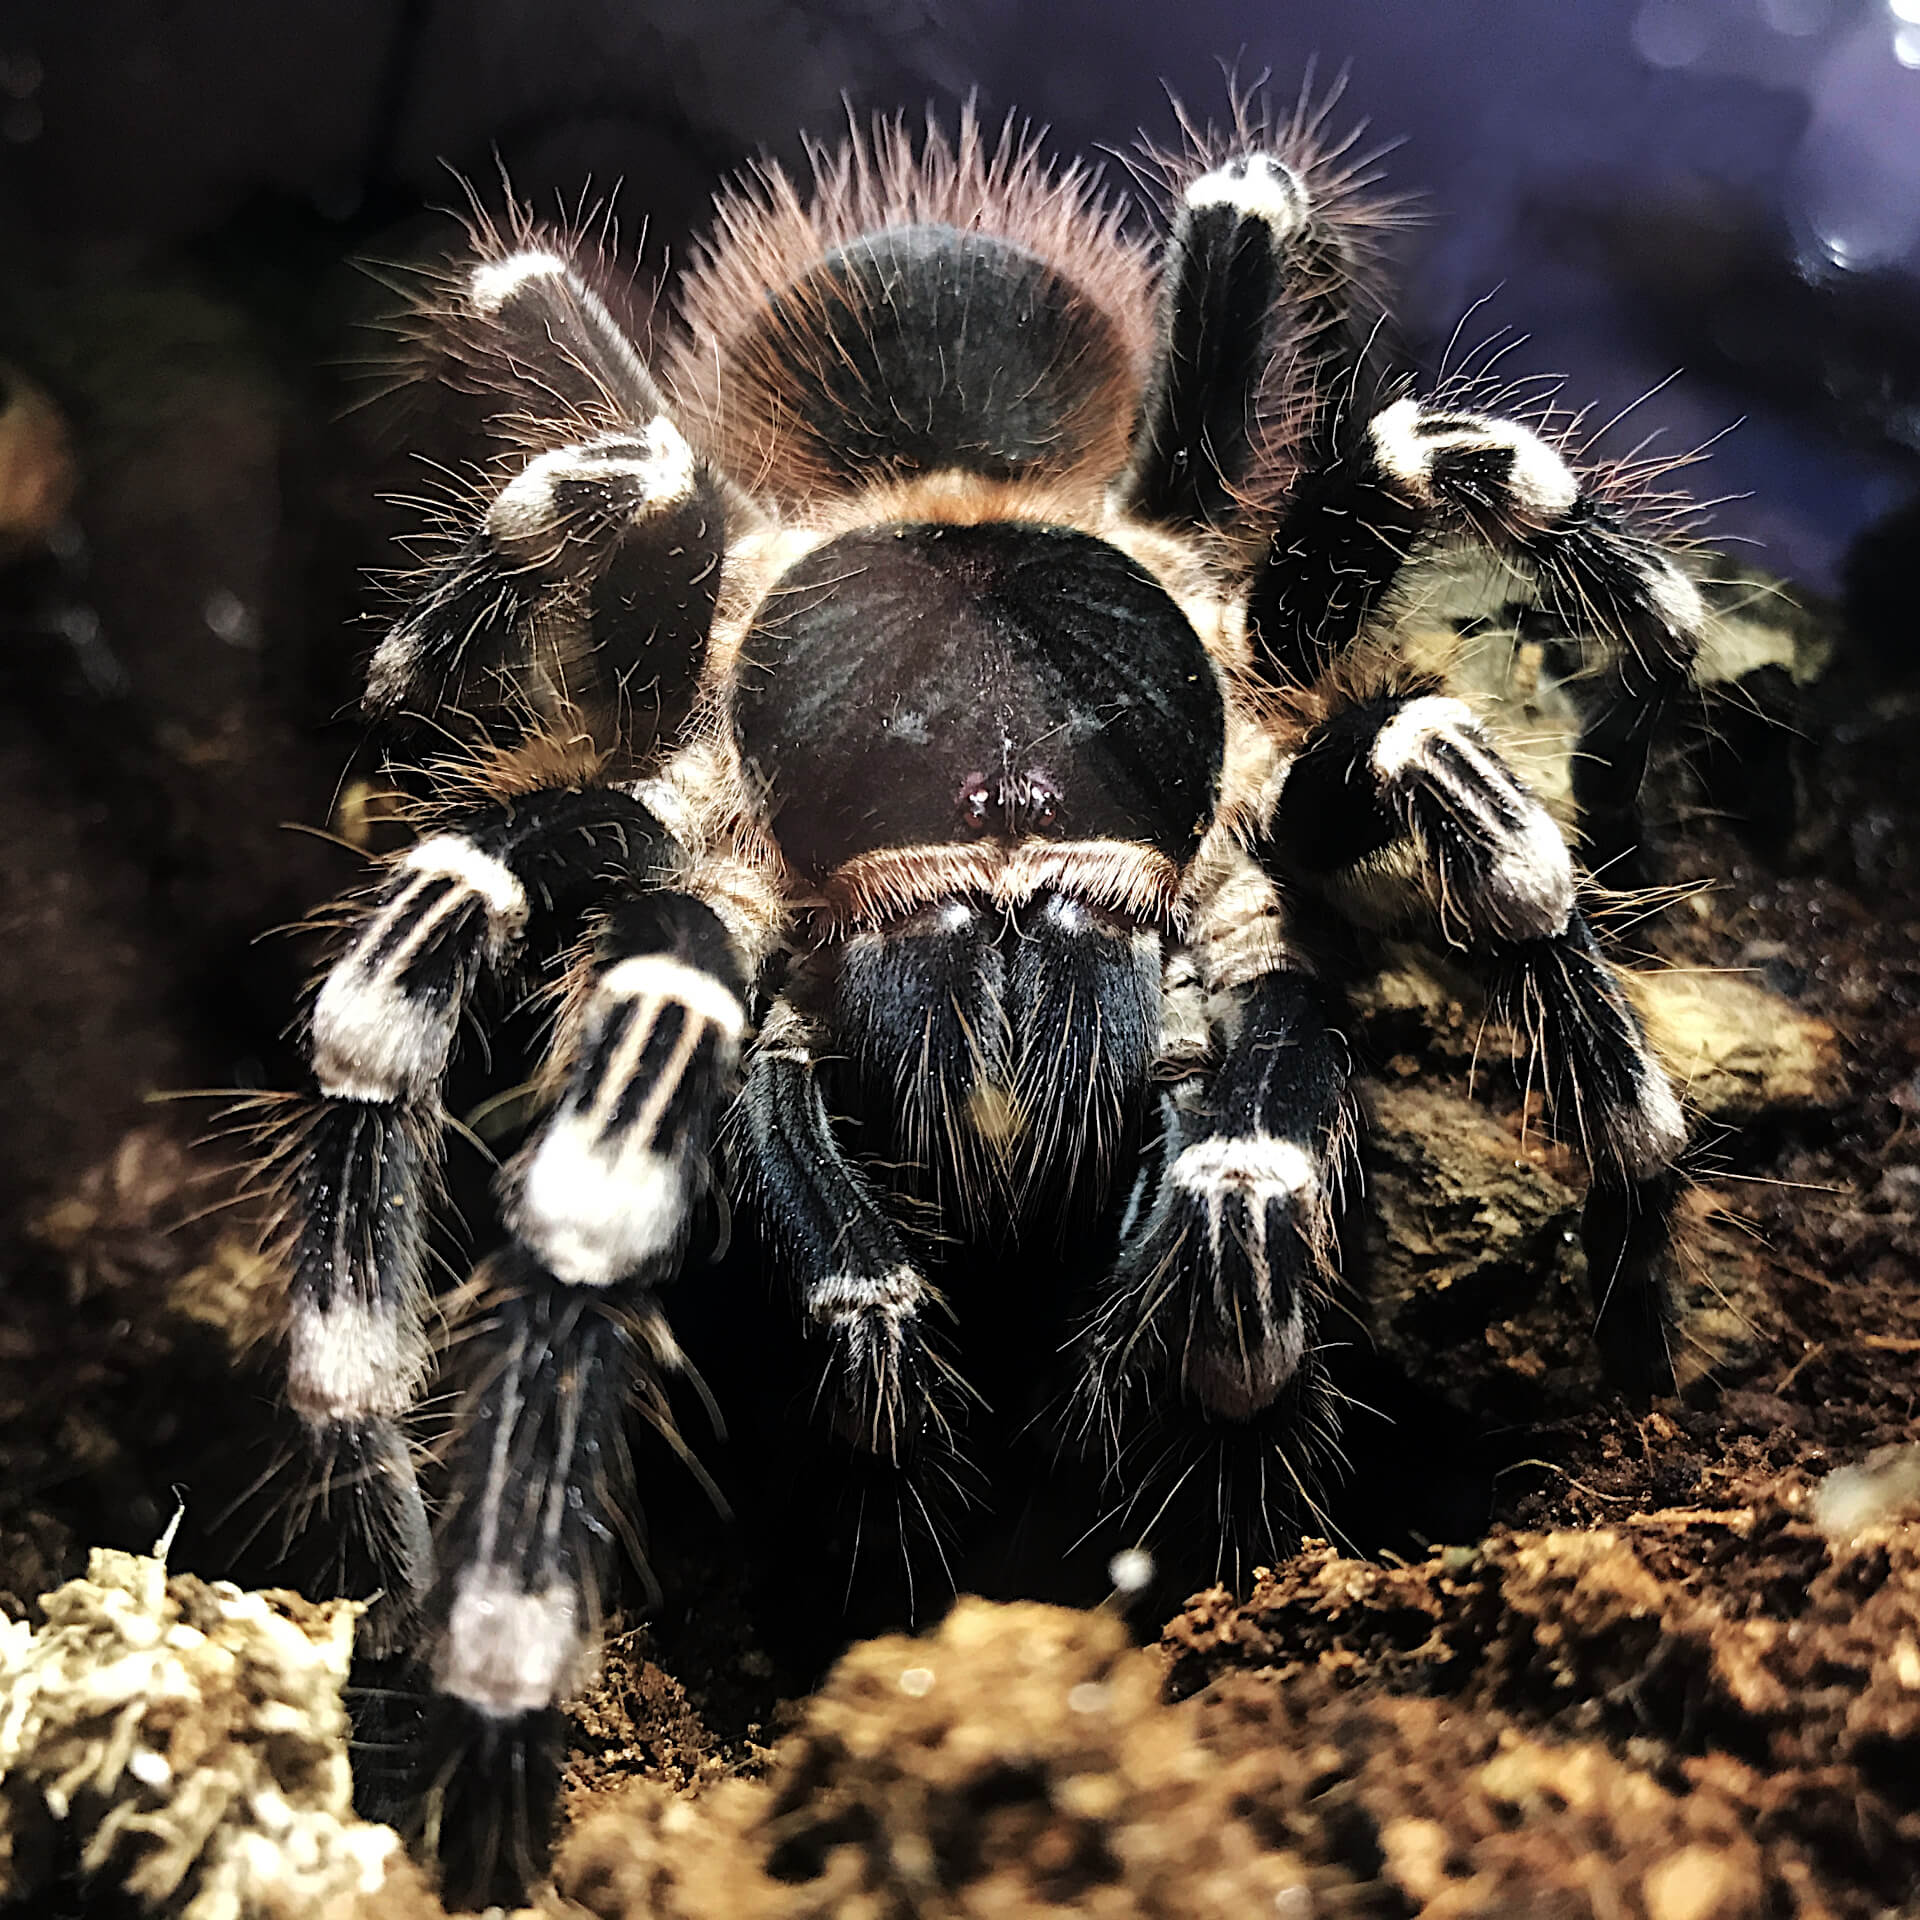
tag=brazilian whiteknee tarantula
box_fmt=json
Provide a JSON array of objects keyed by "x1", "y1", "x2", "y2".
[{"x1": 267, "y1": 96, "x2": 1700, "y2": 1901}]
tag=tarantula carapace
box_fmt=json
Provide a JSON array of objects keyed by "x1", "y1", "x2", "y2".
[{"x1": 267, "y1": 98, "x2": 1700, "y2": 1902}]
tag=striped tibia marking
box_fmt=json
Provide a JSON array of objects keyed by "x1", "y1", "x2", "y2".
[
  {"x1": 510, "y1": 953, "x2": 746, "y2": 1289},
  {"x1": 1369, "y1": 396, "x2": 1581, "y2": 519},
  {"x1": 1370, "y1": 694, "x2": 1576, "y2": 944},
  {"x1": 1168, "y1": 1133, "x2": 1317, "y2": 1418},
  {"x1": 1365, "y1": 396, "x2": 1707, "y2": 669},
  {"x1": 486, "y1": 421, "x2": 700, "y2": 565},
  {"x1": 311, "y1": 835, "x2": 528, "y2": 1104}
]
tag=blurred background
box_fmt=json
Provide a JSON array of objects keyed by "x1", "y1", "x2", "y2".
[
  {"x1": 10, "y1": 0, "x2": 1920, "y2": 584},
  {"x1": 0, "y1": 0, "x2": 1916, "y2": 1566}
]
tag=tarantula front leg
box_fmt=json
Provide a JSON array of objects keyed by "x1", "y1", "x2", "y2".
[
  {"x1": 272, "y1": 783, "x2": 668, "y2": 1652},
  {"x1": 1250, "y1": 395, "x2": 1710, "y2": 875},
  {"x1": 366, "y1": 241, "x2": 732, "y2": 741},
  {"x1": 1272, "y1": 684, "x2": 1690, "y2": 1393},
  {"x1": 422, "y1": 889, "x2": 746, "y2": 1908},
  {"x1": 1072, "y1": 939, "x2": 1353, "y2": 1573},
  {"x1": 739, "y1": 998, "x2": 953, "y2": 1467},
  {"x1": 1082, "y1": 957, "x2": 1351, "y2": 1404}
]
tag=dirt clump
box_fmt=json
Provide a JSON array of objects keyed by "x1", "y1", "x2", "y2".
[
  {"x1": 1167, "y1": 1493, "x2": 1920, "y2": 1916},
  {"x1": 561, "y1": 1597, "x2": 1327, "y2": 1919}
]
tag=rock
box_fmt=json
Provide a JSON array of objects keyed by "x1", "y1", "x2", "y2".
[
  {"x1": 1360, "y1": 1079, "x2": 1594, "y2": 1406},
  {"x1": 1632, "y1": 968, "x2": 1844, "y2": 1119}
]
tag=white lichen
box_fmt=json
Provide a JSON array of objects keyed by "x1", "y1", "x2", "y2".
[
  {"x1": 0, "y1": 1548, "x2": 426, "y2": 1919},
  {"x1": 1810, "y1": 1446, "x2": 1920, "y2": 1542}
]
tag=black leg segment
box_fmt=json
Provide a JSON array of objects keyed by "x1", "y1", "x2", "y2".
[
  {"x1": 739, "y1": 999, "x2": 951, "y2": 1465},
  {"x1": 1122, "y1": 150, "x2": 1368, "y2": 529},
  {"x1": 363, "y1": 424, "x2": 725, "y2": 747},
  {"x1": 420, "y1": 888, "x2": 746, "y2": 1904},
  {"x1": 1080, "y1": 967, "x2": 1351, "y2": 1432},
  {"x1": 1486, "y1": 918, "x2": 1688, "y2": 1396},
  {"x1": 1264, "y1": 683, "x2": 1689, "y2": 1394},
  {"x1": 275, "y1": 785, "x2": 672, "y2": 1650}
]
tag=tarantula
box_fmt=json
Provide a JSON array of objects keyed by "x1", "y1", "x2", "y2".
[{"x1": 266, "y1": 95, "x2": 1700, "y2": 1902}]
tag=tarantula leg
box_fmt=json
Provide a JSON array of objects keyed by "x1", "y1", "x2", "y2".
[
  {"x1": 456, "y1": 234, "x2": 769, "y2": 531},
  {"x1": 422, "y1": 892, "x2": 744, "y2": 1907},
  {"x1": 1250, "y1": 397, "x2": 1707, "y2": 871},
  {"x1": 1486, "y1": 920, "x2": 1688, "y2": 1396},
  {"x1": 1277, "y1": 689, "x2": 1579, "y2": 950},
  {"x1": 1121, "y1": 152, "x2": 1352, "y2": 528},
  {"x1": 1069, "y1": 960, "x2": 1352, "y2": 1580},
  {"x1": 503, "y1": 892, "x2": 747, "y2": 1289},
  {"x1": 1271, "y1": 688, "x2": 1687, "y2": 1392},
  {"x1": 280, "y1": 786, "x2": 668, "y2": 1650},
  {"x1": 740, "y1": 999, "x2": 951, "y2": 1465},
  {"x1": 364, "y1": 420, "x2": 726, "y2": 741},
  {"x1": 1084, "y1": 966, "x2": 1350, "y2": 1425},
  {"x1": 462, "y1": 243, "x2": 674, "y2": 426}
]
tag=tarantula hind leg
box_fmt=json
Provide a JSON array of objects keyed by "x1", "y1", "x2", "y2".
[
  {"x1": 271, "y1": 783, "x2": 669, "y2": 1655},
  {"x1": 1250, "y1": 394, "x2": 1710, "y2": 879},
  {"x1": 365, "y1": 241, "x2": 730, "y2": 744},
  {"x1": 1073, "y1": 966, "x2": 1354, "y2": 1575},
  {"x1": 1272, "y1": 684, "x2": 1690, "y2": 1394},
  {"x1": 421, "y1": 889, "x2": 745, "y2": 1907}
]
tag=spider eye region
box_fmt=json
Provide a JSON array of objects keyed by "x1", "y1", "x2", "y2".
[
  {"x1": 733, "y1": 522, "x2": 1225, "y2": 880},
  {"x1": 955, "y1": 766, "x2": 1061, "y2": 838}
]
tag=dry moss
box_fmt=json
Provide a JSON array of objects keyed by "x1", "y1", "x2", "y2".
[{"x1": 0, "y1": 1549, "x2": 436, "y2": 1920}]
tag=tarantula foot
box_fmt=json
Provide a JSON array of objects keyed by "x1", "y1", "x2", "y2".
[
  {"x1": 418, "y1": 1698, "x2": 566, "y2": 1911},
  {"x1": 1584, "y1": 1170, "x2": 1683, "y2": 1402},
  {"x1": 298, "y1": 1415, "x2": 433, "y2": 1659}
]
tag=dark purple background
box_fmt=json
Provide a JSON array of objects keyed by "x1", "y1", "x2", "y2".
[{"x1": 4, "y1": 0, "x2": 1919, "y2": 589}]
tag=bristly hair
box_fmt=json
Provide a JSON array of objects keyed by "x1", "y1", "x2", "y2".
[
  {"x1": 669, "y1": 105, "x2": 1155, "y2": 500},
  {"x1": 1133, "y1": 67, "x2": 1418, "y2": 516},
  {"x1": 368, "y1": 179, "x2": 660, "y2": 460}
]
